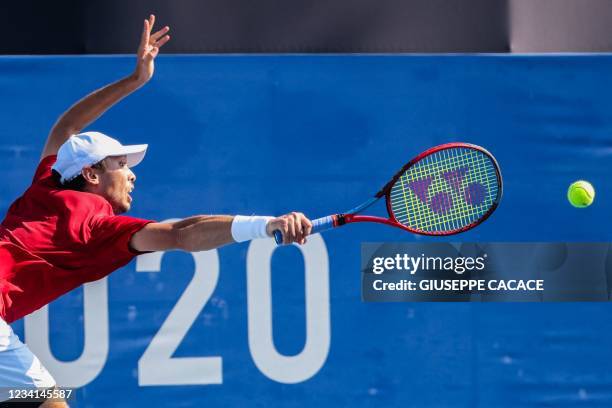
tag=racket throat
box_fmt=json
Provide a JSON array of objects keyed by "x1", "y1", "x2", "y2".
[{"x1": 335, "y1": 214, "x2": 351, "y2": 226}]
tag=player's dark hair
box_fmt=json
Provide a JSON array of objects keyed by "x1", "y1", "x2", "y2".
[{"x1": 52, "y1": 160, "x2": 106, "y2": 191}]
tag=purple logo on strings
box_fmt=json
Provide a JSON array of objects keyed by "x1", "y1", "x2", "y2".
[{"x1": 408, "y1": 167, "x2": 487, "y2": 214}]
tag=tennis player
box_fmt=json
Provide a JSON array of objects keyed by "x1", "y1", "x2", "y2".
[{"x1": 0, "y1": 15, "x2": 311, "y2": 407}]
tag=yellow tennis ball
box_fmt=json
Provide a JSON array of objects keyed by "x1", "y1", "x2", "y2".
[{"x1": 567, "y1": 180, "x2": 595, "y2": 208}]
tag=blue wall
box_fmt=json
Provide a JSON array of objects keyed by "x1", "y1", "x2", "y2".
[{"x1": 1, "y1": 55, "x2": 612, "y2": 407}]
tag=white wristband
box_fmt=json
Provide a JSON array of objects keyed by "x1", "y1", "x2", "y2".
[{"x1": 231, "y1": 215, "x2": 274, "y2": 242}]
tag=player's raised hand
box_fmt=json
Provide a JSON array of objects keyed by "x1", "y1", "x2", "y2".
[
  {"x1": 134, "y1": 14, "x2": 170, "y2": 85},
  {"x1": 267, "y1": 212, "x2": 313, "y2": 245}
]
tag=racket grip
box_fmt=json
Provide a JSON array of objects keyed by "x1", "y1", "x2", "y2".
[{"x1": 273, "y1": 215, "x2": 336, "y2": 245}]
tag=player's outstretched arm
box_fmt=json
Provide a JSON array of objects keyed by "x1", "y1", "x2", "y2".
[
  {"x1": 130, "y1": 212, "x2": 313, "y2": 252},
  {"x1": 41, "y1": 14, "x2": 170, "y2": 160}
]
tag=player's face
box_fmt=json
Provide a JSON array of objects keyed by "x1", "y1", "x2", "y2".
[{"x1": 96, "y1": 155, "x2": 136, "y2": 214}]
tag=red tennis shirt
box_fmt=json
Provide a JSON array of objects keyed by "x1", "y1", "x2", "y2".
[{"x1": 0, "y1": 155, "x2": 153, "y2": 323}]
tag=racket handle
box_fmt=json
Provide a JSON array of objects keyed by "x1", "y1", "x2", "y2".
[{"x1": 273, "y1": 215, "x2": 336, "y2": 245}]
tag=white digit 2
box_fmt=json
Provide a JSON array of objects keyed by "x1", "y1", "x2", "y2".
[{"x1": 136, "y1": 243, "x2": 222, "y2": 386}]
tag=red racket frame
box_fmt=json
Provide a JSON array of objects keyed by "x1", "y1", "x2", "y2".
[{"x1": 335, "y1": 142, "x2": 503, "y2": 236}]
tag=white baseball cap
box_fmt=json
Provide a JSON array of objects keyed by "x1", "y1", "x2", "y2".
[{"x1": 52, "y1": 131, "x2": 148, "y2": 183}]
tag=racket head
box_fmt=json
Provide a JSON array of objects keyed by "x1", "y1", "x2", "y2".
[{"x1": 379, "y1": 143, "x2": 502, "y2": 235}]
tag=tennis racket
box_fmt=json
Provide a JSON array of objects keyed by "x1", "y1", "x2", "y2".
[{"x1": 274, "y1": 142, "x2": 502, "y2": 244}]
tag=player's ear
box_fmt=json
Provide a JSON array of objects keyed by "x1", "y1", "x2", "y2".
[{"x1": 81, "y1": 166, "x2": 100, "y2": 185}]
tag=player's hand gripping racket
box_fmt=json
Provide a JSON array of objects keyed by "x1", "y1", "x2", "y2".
[{"x1": 274, "y1": 143, "x2": 502, "y2": 244}]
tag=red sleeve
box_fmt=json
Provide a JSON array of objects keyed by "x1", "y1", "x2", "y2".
[
  {"x1": 88, "y1": 215, "x2": 155, "y2": 259},
  {"x1": 33, "y1": 155, "x2": 57, "y2": 183}
]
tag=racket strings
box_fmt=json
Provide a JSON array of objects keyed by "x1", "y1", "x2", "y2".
[{"x1": 389, "y1": 148, "x2": 499, "y2": 233}]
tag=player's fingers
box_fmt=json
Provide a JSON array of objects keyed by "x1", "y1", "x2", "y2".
[
  {"x1": 302, "y1": 215, "x2": 313, "y2": 237},
  {"x1": 154, "y1": 35, "x2": 171, "y2": 48},
  {"x1": 151, "y1": 26, "x2": 170, "y2": 41},
  {"x1": 294, "y1": 212, "x2": 309, "y2": 242},
  {"x1": 292, "y1": 212, "x2": 304, "y2": 236},
  {"x1": 298, "y1": 213, "x2": 309, "y2": 242},
  {"x1": 298, "y1": 216, "x2": 308, "y2": 244},
  {"x1": 277, "y1": 219, "x2": 289, "y2": 244},
  {"x1": 144, "y1": 46, "x2": 159, "y2": 61},
  {"x1": 149, "y1": 14, "x2": 156, "y2": 31},
  {"x1": 139, "y1": 19, "x2": 150, "y2": 53},
  {"x1": 286, "y1": 216, "x2": 296, "y2": 244}
]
